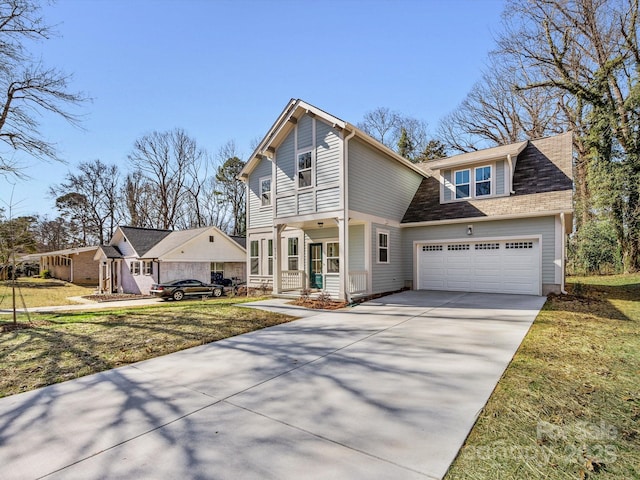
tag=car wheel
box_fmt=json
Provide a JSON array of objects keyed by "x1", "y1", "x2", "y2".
[
  {"x1": 212, "y1": 287, "x2": 223, "y2": 297},
  {"x1": 172, "y1": 290, "x2": 185, "y2": 301}
]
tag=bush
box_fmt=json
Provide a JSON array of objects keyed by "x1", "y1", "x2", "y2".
[
  {"x1": 40, "y1": 269, "x2": 51, "y2": 279},
  {"x1": 568, "y1": 220, "x2": 622, "y2": 275}
]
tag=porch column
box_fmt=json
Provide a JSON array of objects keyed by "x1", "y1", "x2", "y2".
[
  {"x1": 273, "y1": 224, "x2": 285, "y2": 294},
  {"x1": 338, "y1": 216, "x2": 349, "y2": 302}
]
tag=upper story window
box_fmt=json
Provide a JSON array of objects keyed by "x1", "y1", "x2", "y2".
[
  {"x1": 297, "y1": 151, "x2": 312, "y2": 188},
  {"x1": 455, "y1": 169, "x2": 470, "y2": 199},
  {"x1": 260, "y1": 177, "x2": 271, "y2": 206},
  {"x1": 453, "y1": 165, "x2": 492, "y2": 200},
  {"x1": 475, "y1": 165, "x2": 492, "y2": 197}
]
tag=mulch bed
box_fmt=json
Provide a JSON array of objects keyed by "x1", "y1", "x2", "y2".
[{"x1": 82, "y1": 294, "x2": 155, "y2": 303}]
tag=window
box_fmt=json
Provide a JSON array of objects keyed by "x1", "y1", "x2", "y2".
[
  {"x1": 447, "y1": 244, "x2": 470, "y2": 251},
  {"x1": 209, "y1": 235, "x2": 215, "y2": 243},
  {"x1": 326, "y1": 242, "x2": 339, "y2": 273},
  {"x1": 475, "y1": 166, "x2": 492, "y2": 196},
  {"x1": 455, "y1": 169, "x2": 470, "y2": 199},
  {"x1": 475, "y1": 243, "x2": 500, "y2": 250},
  {"x1": 377, "y1": 230, "x2": 389, "y2": 263},
  {"x1": 250, "y1": 241, "x2": 259, "y2": 274},
  {"x1": 287, "y1": 238, "x2": 299, "y2": 270},
  {"x1": 130, "y1": 261, "x2": 140, "y2": 275},
  {"x1": 211, "y1": 262, "x2": 224, "y2": 283},
  {"x1": 260, "y1": 177, "x2": 271, "y2": 206},
  {"x1": 505, "y1": 241, "x2": 533, "y2": 249},
  {"x1": 267, "y1": 239, "x2": 273, "y2": 276},
  {"x1": 422, "y1": 245, "x2": 443, "y2": 251},
  {"x1": 143, "y1": 260, "x2": 153, "y2": 275},
  {"x1": 297, "y1": 151, "x2": 312, "y2": 188}
]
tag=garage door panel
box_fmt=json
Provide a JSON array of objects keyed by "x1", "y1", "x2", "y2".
[{"x1": 417, "y1": 239, "x2": 540, "y2": 295}]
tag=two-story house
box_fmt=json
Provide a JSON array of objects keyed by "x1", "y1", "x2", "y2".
[{"x1": 239, "y1": 99, "x2": 573, "y2": 301}]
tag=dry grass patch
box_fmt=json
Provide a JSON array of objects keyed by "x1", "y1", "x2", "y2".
[
  {"x1": 0, "y1": 297, "x2": 292, "y2": 398},
  {"x1": 0, "y1": 278, "x2": 95, "y2": 308},
  {"x1": 445, "y1": 274, "x2": 640, "y2": 480}
]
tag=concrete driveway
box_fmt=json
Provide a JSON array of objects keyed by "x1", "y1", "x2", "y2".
[{"x1": 0, "y1": 291, "x2": 545, "y2": 480}]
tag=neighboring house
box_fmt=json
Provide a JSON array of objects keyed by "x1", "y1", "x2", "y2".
[
  {"x1": 239, "y1": 99, "x2": 573, "y2": 301},
  {"x1": 94, "y1": 226, "x2": 246, "y2": 294},
  {"x1": 21, "y1": 246, "x2": 100, "y2": 285}
]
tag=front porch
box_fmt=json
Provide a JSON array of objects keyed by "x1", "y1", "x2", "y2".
[{"x1": 274, "y1": 270, "x2": 369, "y2": 300}]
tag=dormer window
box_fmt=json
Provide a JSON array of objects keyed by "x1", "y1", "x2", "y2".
[
  {"x1": 453, "y1": 165, "x2": 492, "y2": 200},
  {"x1": 475, "y1": 165, "x2": 492, "y2": 197},
  {"x1": 455, "y1": 169, "x2": 470, "y2": 199}
]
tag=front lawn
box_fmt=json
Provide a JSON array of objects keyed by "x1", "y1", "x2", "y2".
[
  {"x1": 0, "y1": 297, "x2": 292, "y2": 398},
  {"x1": 445, "y1": 274, "x2": 640, "y2": 479},
  {"x1": 0, "y1": 278, "x2": 96, "y2": 308}
]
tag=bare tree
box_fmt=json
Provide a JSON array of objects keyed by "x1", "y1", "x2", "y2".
[
  {"x1": 49, "y1": 159, "x2": 121, "y2": 245},
  {"x1": 496, "y1": 0, "x2": 640, "y2": 270},
  {"x1": 128, "y1": 128, "x2": 204, "y2": 230},
  {"x1": 0, "y1": 0, "x2": 86, "y2": 177}
]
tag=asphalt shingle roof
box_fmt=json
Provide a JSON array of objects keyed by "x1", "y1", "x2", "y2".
[{"x1": 119, "y1": 226, "x2": 172, "y2": 257}]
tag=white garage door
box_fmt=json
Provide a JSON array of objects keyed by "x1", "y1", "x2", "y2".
[{"x1": 417, "y1": 239, "x2": 541, "y2": 295}]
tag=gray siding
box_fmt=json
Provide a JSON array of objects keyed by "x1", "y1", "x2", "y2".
[
  {"x1": 496, "y1": 160, "x2": 505, "y2": 195},
  {"x1": 316, "y1": 121, "x2": 341, "y2": 186},
  {"x1": 317, "y1": 187, "x2": 340, "y2": 211},
  {"x1": 276, "y1": 195, "x2": 296, "y2": 217},
  {"x1": 349, "y1": 224, "x2": 365, "y2": 270},
  {"x1": 371, "y1": 223, "x2": 405, "y2": 293},
  {"x1": 297, "y1": 115, "x2": 313, "y2": 149},
  {"x1": 248, "y1": 157, "x2": 273, "y2": 228},
  {"x1": 275, "y1": 131, "x2": 295, "y2": 194},
  {"x1": 401, "y1": 216, "x2": 557, "y2": 286},
  {"x1": 348, "y1": 138, "x2": 423, "y2": 221},
  {"x1": 298, "y1": 191, "x2": 314, "y2": 214},
  {"x1": 443, "y1": 169, "x2": 452, "y2": 201}
]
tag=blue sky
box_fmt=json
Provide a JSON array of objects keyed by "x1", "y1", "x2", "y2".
[{"x1": 0, "y1": 0, "x2": 505, "y2": 218}]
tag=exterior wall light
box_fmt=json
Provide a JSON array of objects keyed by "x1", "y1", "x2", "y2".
[{"x1": 467, "y1": 225, "x2": 473, "y2": 235}]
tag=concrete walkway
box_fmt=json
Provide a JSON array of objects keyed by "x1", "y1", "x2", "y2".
[{"x1": 0, "y1": 291, "x2": 545, "y2": 480}]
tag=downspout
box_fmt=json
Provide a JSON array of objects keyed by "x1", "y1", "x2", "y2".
[
  {"x1": 560, "y1": 212, "x2": 568, "y2": 294},
  {"x1": 69, "y1": 257, "x2": 73, "y2": 283},
  {"x1": 506, "y1": 154, "x2": 515, "y2": 194},
  {"x1": 343, "y1": 128, "x2": 357, "y2": 304}
]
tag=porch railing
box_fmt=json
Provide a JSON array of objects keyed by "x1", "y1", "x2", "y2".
[
  {"x1": 348, "y1": 271, "x2": 368, "y2": 294},
  {"x1": 281, "y1": 270, "x2": 306, "y2": 291}
]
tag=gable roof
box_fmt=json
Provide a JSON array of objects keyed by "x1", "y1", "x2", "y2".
[
  {"x1": 117, "y1": 226, "x2": 172, "y2": 257},
  {"x1": 95, "y1": 245, "x2": 123, "y2": 259},
  {"x1": 238, "y1": 98, "x2": 427, "y2": 180},
  {"x1": 402, "y1": 132, "x2": 574, "y2": 224},
  {"x1": 142, "y1": 226, "x2": 246, "y2": 259}
]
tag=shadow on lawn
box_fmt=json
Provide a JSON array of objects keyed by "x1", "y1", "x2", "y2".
[{"x1": 551, "y1": 280, "x2": 639, "y2": 322}]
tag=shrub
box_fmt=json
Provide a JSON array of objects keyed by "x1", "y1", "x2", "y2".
[
  {"x1": 40, "y1": 269, "x2": 51, "y2": 279},
  {"x1": 568, "y1": 220, "x2": 622, "y2": 274}
]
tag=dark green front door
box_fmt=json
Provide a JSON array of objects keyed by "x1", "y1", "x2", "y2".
[{"x1": 309, "y1": 243, "x2": 323, "y2": 289}]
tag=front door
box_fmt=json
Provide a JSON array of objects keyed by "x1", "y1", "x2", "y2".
[{"x1": 309, "y1": 243, "x2": 323, "y2": 289}]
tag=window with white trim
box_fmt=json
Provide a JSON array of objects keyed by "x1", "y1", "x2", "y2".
[
  {"x1": 250, "y1": 240, "x2": 259, "y2": 274},
  {"x1": 260, "y1": 177, "x2": 271, "y2": 206},
  {"x1": 130, "y1": 261, "x2": 140, "y2": 275},
  {"x1": 287, "y1": 238, "x2": 299, "y2": 270},
  {"x1": 475, "y1": 165, "x2": 492, "y2": 197},
  {"x1": 297, "y1": 151, "x2": 312, "y2": 188},
  {"x1": 454, "y1": 169, "x2": 470, "y2": 199},
  {"x1": 143, "y1": 260, "x2": 153, "y2": 275},
  {"x1": 326, "y1": 242, "x2": 339, "y2": 273},
  {"x1": 267, "y1": 239, "x2": 273, "y2": 276},
  {"x1": 377, "y1": 230, "x2": 389, "y2": 263}
]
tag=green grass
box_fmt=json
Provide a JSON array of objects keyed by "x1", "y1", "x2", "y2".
[
  {"x1": 0, "y1": 297, "x2": 292, "y2": 398},
  {"x1": 445, "y1": 273, "x2": 640, "y2": 479},
  {"x1": 0, "y1": 278, "x2": 95, "y2": 308}
]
